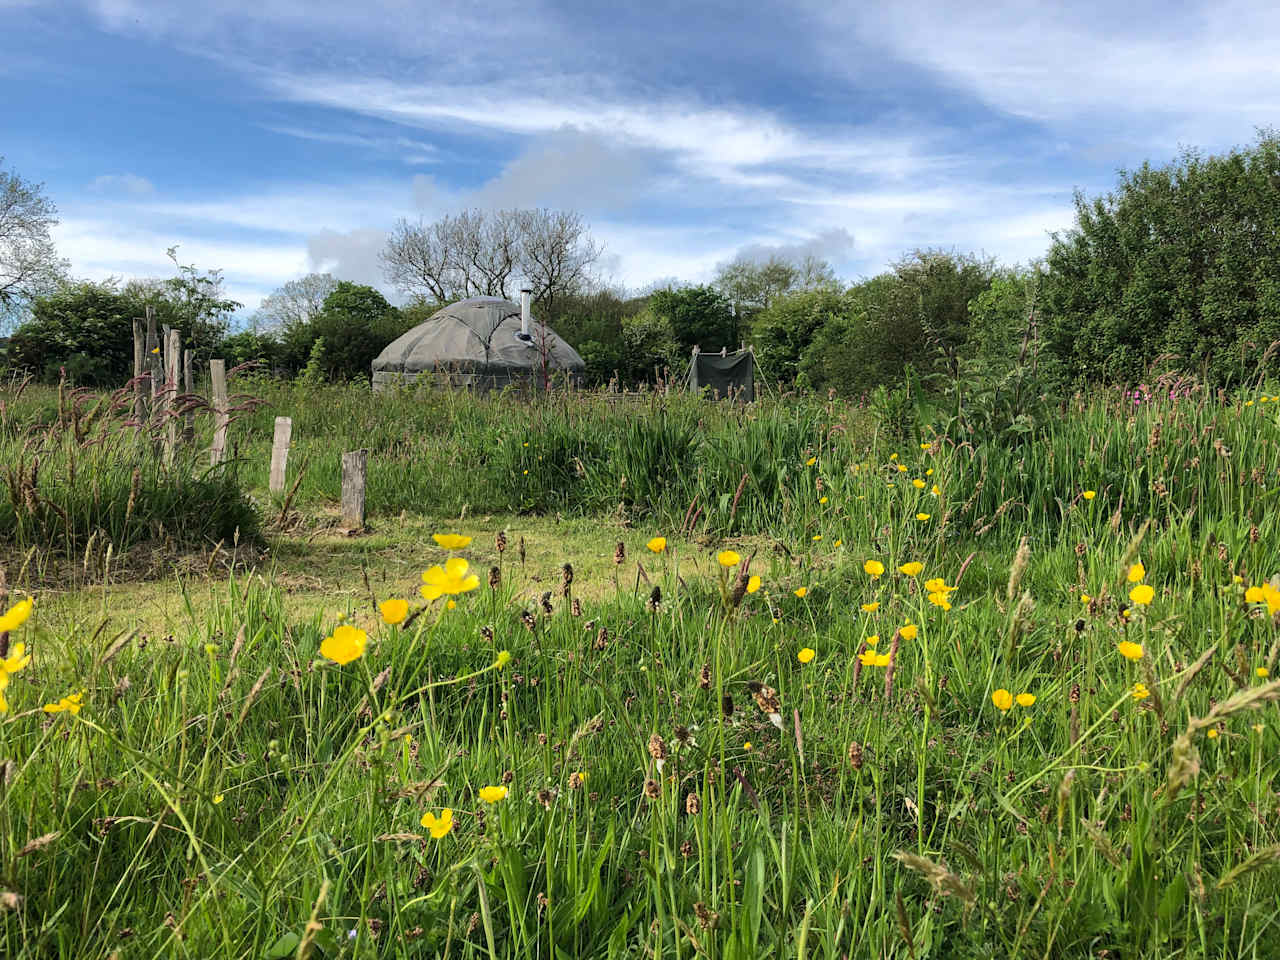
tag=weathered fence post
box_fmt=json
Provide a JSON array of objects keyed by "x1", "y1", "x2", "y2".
[
  {"x1": 341, "y1": 449, "x2": 368, "y2": 530},
  {"x1": 145, "y1": 306, "x2": 160, "y2": 405},
  {"x1": 132, "y1": 317, "x2": 146, "y2": 431},
  {"x1": 210, "y1": 359, "x2": 229, "y2": 466},
  {"x1": 163, "y1": 329, "x2": 180, "y2": 465},
  {"x1": 269, "y1": 416, "x2": 293, "y2": 494},
  {"x1": 182, "y1": 348, "x2": 194, "y2": 442}
]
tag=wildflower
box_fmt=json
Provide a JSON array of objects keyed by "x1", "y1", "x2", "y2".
[
  {"x1": 1244, "y1": 583, "x2": 1280, "y2": 615},
  {"x1": 794, "y1": 587, "x2": 808, "y2": 599},
  {"x1": 379, "y1": 598, "x2": 408, "y2": 625},
  {"x1": 0, "y1": 597, "x2": 34, "y2": 633},
  {"x1": 420, "y1": 557, "x2": 480, "y2": 601},
  {"x1": 897, "y1": 464, "x2": 908, "y2": 473},
  {"x1": 899, "y1": 562, "x2": 924, "y2": 576},
  {"x1": 890, "y1": 453, "x2": 898, "y2": 460},
  {"x1": 1081, "y1": 593, "x2": 1091, "y2": 603},
  {"x1": 1, "y1": 641, "x2": 30, "y2": 674},
  {"x1": 916, "y1": 513, "x2": 931, "y2": 521},
  {"x1": 797, "y1": 647, "x2": 816, "y2": 664},
  {"x1": 860, "y1": 601, "x2": 879, "y2": 612},
  {"x1": 1129, "y1": 584, "x2": 1155, "y2": 605},
  {"x1": 570, "y1": 772, "x2": 588, "y2": 790},
  {"x1": 320, "y1": 624, "x2": 367, "y2": 665},
  {"x1": 150, "y1": 346, "x2": 159, "y2": 354},
  {"x1": 931, "y1": 485, "x2": 940, "y2": 496},
  {"x1": 1083, "y1": 490, "x2": 1096, "y2": 500},
  {"x1": 858, "y1": 650, "x2": 892, "y2": 667},
  {"x1": 1207, "y1": 729, "x2": 1219, "y2": 740},
  {"x1": 1131, "y1": 682, "x2": 1150, "y2": 701},
  {"x1": 920, "y1": 442, "x2": 932, "y2": 450},
  {"x1": 495, "y1": 650, "x2": 512, "y2": 669},
  {"x1": 806, "y1": 456, "x2": 817, "y2": 466},
  {"x1": 818, "y1": 496, "x2": 828, "y2": 504},
  {"x1": 926, "y1": 468, "x2": 934, "y2": 476},
  {"x1": 717, "y1": 550, "x2": 741, "y2": 568},
  {"x1": 1117, "y1": 641, "x2": 1144, "y2": 661},
  {"x1": 213, "y1": 794, "x2": 224, "y2": 804},
  {"x1": 912, "y1": 478, "x2": 925, "y2": 489},
  {"x1": 432, "y1": 533, "x2": 472, "y2": 550},
  {"x1": 0, "y1": 671, "x2": 8, "y2": 713},
  {"x1": 43, "y1": 691, "x2": 84, "y2": 715},
  {"x1": 743, "y1": 741, "x2": 752, "y2": 751},
  {"x1": 746, "y1": 575, "x2": 761, "y2": 594},
  {"x1": 924, "y1": 578, "x2": 955, "y2": 594},
  {"x1": 1246, "y1": 400, "x2": 1255, "y2": 407},
  {"x1": 1258, "y1": 667, "x2": 1271, "y2": 678},
  {"x1": 865, "y1": 635, "x2": 879, "y2": 647},
  {"x1": 522, "y1": 469, "x2": 529, "y2": 475},
  {"x1": 1016, "y1": 693, "x2": 1036, "y2": 707},
  {"x1": 420, "y1": 808, "x2": 454, "y2": 838},
  {"x1": 863, "y1": 560, "x2": 885, "y2": 579},
  {"x1": 833, "y1": 539, "x2": 843, "y2": 547},
  {"x1": 927, "y1": 592, "x2": 952, "y2": 611},
  {"x1": 478, "y1": 786, "x2": 509, "y2": 803},
  {"x1": 1127, "y1": 563, "x2": 1146, "y2": 583},
  {"x1": 647, "y1": 537, "x2": 667, "y2": 553},
  {"x1": 899, "y1": 624, "x2": 918, "y2": 640},
  {"x1": 811, "y1": 535, "x2": 822, "y2": 542},
  {"x1": 991, "y1": 689, "x2": 1014, "y2": 711}
]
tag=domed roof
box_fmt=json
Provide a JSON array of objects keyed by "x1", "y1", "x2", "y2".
[{"x1": 372, "y1": 297, "x2": 584, "y2": 389}]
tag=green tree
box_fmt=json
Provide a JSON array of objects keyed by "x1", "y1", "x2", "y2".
[
  {"x1": 618, "y1": 308, "x2": 682, "y2": 384},
  {"x1": 1042, "y1": 130, "x2": 1280, "y2": 386},
  {"x1": 649, "y1": 285, "x2": 736, "y2": 354},
  {"x1": 309, "y1": 282, "x2": 405, "y2": 381},
  {"x1": 1, "y1": 158, "x2": 68, "y2": 328},
  {"x1": 7, "y1": 281, "x2": 135, "y2": 383},
  {"x1": 892, "y1": 248, "x2": 998, "y2": 375},
  {"x1": 751, "y1": 287, "x2": 851, "y2": 386}
]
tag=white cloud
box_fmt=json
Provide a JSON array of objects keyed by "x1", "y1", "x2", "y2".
[{"x1": 88, "y1": 173, "x2": 156, "y2": 196}]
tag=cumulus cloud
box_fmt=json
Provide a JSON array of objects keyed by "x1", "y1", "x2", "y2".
[
  {"x1": 306, "y1": 228, "x2": 393, "y2": 295},
  {"x1": 725, "y1": 228, "x2": 856, "y2": 268},
  {"x1": 88, "y1": 173, "x2": 156, "y2": 196}
]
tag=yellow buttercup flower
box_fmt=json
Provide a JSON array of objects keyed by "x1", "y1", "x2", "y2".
[
  {"x1": 915, "y1": 512, "x2": 931, "y2": 521},
  {"x1": 920, "y1": 442, "x2": 931, "y2": 450},
  {"x1": 647, "y1": 537, "x2": 667, "y2": 553},
  {"x1": 1015, "y1": 693, "x2": 1036, "y2": 707},
  {"x1": 1117, "y1": 641, "x2": 1144, "y2": 661},
  {"x1": 927, "y1": 592, "x2": 952, "y2": 611},
  {"x1": 806, "y1": 456, "x2": 817, "y2": 466},
  {"x1": 478, "y1": 785, "x2": 509, "y2": 803},
  {"x1": 1206, "y1": 729, "x2": 1219, "y2": 739},
  {"x1": 833, "y1": 539, "x2": 842, "y2": 547},
  {"x1": 213, "y1": 794, "x2": 224, "y2": 804},
  {"x1": 1129, "y1": 584, "x2": 1154, "y2": 605},
  {"x1": 860, "y1": 601, "x2": 879, "y2": 612},
  {"x1": 1258, "y1": 667, "x2": 1271, "y2": 678},
  {"x1": 1244, "y1": 582, "x2": 1280, "y2": 615},
  {"x1": 889, "y1": 453, "x2": 898, "y2": 461},
  {"x1": 1131, "y1": 682, "x2": 1150, "y2": 701},
  {"x1": 0, "y1": 670, "x2": 9, "y2": 714},
  {"x1": 1, "y1": 641, "x2": 31, "y2": 674},
  {"x1": 43, "y1": 691, "x2": 84, "y2": 715},
  {"x1": 421, "y1": 557, "x2": 481, "y2": 601},
  {"x1": 495, "y1": 650, "x2": 512, "y2": 669},
  {"x1": 858, "y1": 650, "x2": 892, "y2": 667},
  {"x1": 379, "y1": 598, "x2": 409, "y2": 625},
  {"x1": 1080, "y1": 593, "x2": 1091, "y2": 604},
  {"x1": 899, "y1": 623, "x2": 918, "y2": 640},
  {"x1": 793, "y1": 586, "x2": 808, "y2": 598},
  {"x1": 1082, "y1": 490, "x2": 1096, "y2": 500},
  {"x1": 747, "y1": 575, "x2": 761, "y2": 594},
  {"x1": 925, "y1": 468, "x2": 934, "y2": 476},
  {"x1": 991, "y1": 689, "x2": 1013, "y2": 711},
  {"x1": 812, "y1": 534, "x2": 822, "y2": 542},
  {"x1": 1127, "y1": 562, "x2": 1145, "y2": 583},
  {"x1": 0, "y1": 597, "x2": 34, "y2": 634},
  {"x1": 797, "y1": 647, "x2": 815, "y2": 664},
  {"x1": 912, "y1": 478, "x2": 925, "y2": 489},
  {"x1": 897, "y1": 464, "x2": 908, "y2": 473},
  {"x1": 432, "y1": 533, "x2": 473, "y2": 550},
  {"x1": 320, "y1": 624, "x2": 368, "y2": 665},
  {"x1": 818, "y1": 496, "x2": 828, "y2": 504},
  {"x1": 420, "y1": 808, "x2": 454, "y2": 838},
  {"x1": 899, "y1": 562, "x2": 923, "y2": 576},
  {"x1": 930, "y1": 484, "x2": 940, "y2": 496},
  {"x1": 924, "y1": 578, "x2": 956, "y2": 594},
  {"x1": 865, "y1": 634, "x2": 879, "y2": 647},
  {"x1": 863, "y1": 560, "x2": 885, "y2": 579},
  {"x1": 716, "y1": 550, "x2": 741, "y2": 568}
]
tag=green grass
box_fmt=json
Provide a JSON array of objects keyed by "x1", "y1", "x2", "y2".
[{"x1": 1, "y1": 380, "x2": 1280, "y2": 957}]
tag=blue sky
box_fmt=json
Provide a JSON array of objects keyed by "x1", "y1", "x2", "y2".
[{"x1": 3, "y1": 0, "x2": 1278, "y2": 315}]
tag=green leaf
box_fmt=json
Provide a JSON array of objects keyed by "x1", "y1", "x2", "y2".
[{"x1": 263, "y1": 931, "x2": 300, "y2": 959}]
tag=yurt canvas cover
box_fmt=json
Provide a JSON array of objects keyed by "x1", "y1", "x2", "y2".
[
  {"x1": 371, "y1": 297, "x2": 585, "y2": 392},
  {"x1": 687, "y1": 348, "x2": 755, "y2": 401}
]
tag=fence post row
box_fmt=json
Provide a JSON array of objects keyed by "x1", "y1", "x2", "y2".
[{"x1": 163, "y1": 329, "x2": 180, "y2": 465}]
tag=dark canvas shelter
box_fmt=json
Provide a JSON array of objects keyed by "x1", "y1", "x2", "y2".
[
  {"x1": 371, "y1": 297, "x2": 585, "y2": 392},
  {"x1": 687, "y1": 347, "x2": 755, "y2": 401}
]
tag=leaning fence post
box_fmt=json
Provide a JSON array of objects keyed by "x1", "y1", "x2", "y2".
[
  {"x1": 145, "y1": 305, "x2": 160, "y2": 405},
  {"x1": 210, "y1": 359, "x2": 229, "y2": 466},
  {"x1": 341, "y1": 449, "x2": 368, "y2": 530},
  {"x1": 132, "y1": 317, "x2": 146, "y2": 431},
  {"x1": 269, "y1": 416, "x2": 293, "y2": 494},
  {"x1": 182, "y1": 348, "x2": 194, "y2": 442}
]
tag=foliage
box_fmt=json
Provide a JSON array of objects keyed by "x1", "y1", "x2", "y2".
[
  {"x1": 251, "y1": 272, "x2": 338, "y2": 334},
  {"x1": 306, "y1": 282, "x2": 405, "y2": 381},
  {"x1": 649, "y1": 285, "x2": 737, "y2": 354},
  {"x1": 892, "y1": 248, "x2": 1000, "y2": 375},
  {"x1": 751, "y1": 286, "x2": 851, "y2": 387},
  {"x1": 0, "y1": 157, "x2": 68, "y2": 327},
  {"x1": 714, "y1": 252, "x2": 836, "y2": 317},
  {"x1": 6, "y1": 281, "x2": 138, "y2": 384},
  {"x1": 1041, "y1": 130, "x2": 1280, "y2": 387},
  {"x1": 616, "y1": 308, "x2": 683, "y2": 385}
]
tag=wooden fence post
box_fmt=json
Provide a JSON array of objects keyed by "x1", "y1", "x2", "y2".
[
  {"x1": 269, "y1": 417, "x2": 293, "y2": 494},
  {"x1": 210, "y1": 359, "x2": 229, "y2": 466},
  {"x1": 163, "y1": 329, "x2": 180, "y2": 465},
  {"x1": 132, "y1": 317, "x2": 146, "y2": 431},
  {"x1": 145, "y1": 306, "x2": 159, "y2": 405},
  {"x1": 341, "y1": 449, "x2": 368, "y2": 530},
  {"x1": 182, "y1": 348, "x2": 194, "y2": 442}
]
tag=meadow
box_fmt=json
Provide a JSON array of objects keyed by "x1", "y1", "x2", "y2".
[{"x1": 1, "y1": 373, "x2": 1278, "y2": 959}]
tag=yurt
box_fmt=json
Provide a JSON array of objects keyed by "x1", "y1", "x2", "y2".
[{"x1": 371, "y1": 292, "x2": 585, "y2": 391}]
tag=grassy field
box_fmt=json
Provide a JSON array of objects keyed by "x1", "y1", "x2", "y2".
[{"x1": 1, "y1": 377, "x2": 1279, "y2": 958}]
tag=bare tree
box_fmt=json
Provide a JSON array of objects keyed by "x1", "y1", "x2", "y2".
[
  {"x1": 1, "y1": 158, "x2": 68, "y2": 325},
  {"x1": 252, "y1": 273, "x2": 339, "y2": 332},
  {"x1": 381, "y1": 208, "x2": 602, "y2": 313}
]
